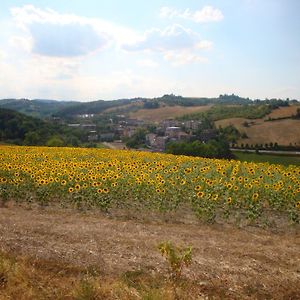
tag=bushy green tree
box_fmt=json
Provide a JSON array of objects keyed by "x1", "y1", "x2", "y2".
[
  {"x1": 125, "y1": 128, "x2": 147, "y2": 148},
  {"x1": 166, "y1": 138, "x2": 233, "y2": 159},
  {"x1": 46, "y1": 135, "x2": 64, "y2": 147}
]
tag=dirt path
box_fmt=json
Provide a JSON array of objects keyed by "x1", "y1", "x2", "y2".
[
  {"x1": 102, "y1": 141, "x2": 126, "y2": 150},
  {"x1": 0, "y1": 205, "x2": 299, "y2": 299}
]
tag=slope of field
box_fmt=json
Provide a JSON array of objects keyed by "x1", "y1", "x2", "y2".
[
  {"x1": 264, "y1": 105, "x2": 299, "y2": 120},
  {"x1": 0, "y1": 205, "x2": 299, "y2": 299},
  {"x1": 216, "y1": 118, "x2": 300, "y2": 146},
  {"x1": 129, "y1": 105, "x2": 212, "y2": 122},
  {"x1": 103, "y1": 101, "x2": 144, "y2": 113}
]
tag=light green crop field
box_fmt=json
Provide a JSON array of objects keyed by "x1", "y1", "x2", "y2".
[{"x1": 234, "y1": 151, "x2": 300, "y2": 166}]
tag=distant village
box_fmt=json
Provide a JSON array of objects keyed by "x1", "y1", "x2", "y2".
[{"x1": 66, "y1": 114, "x2": 216, "y2": 152}]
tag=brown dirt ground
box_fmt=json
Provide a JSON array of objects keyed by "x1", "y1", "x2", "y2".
[
  {"x1": 215, "y1": 118, "x2": 300, "y2": 146},
  {"x1": 103, "y1": 101, "x2": 144, "y2": 113},
  {"x1": 0, "y1": 205, "x2": 299, "y2": 299},
  {"x1": 263, "y1": 106, "x2": 299, "y2": 120},
  {"x1": 129, "y1": 105, "x2": 212, "y2": 123}
]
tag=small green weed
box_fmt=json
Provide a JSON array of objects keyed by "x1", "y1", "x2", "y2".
[{"x1": 158, "y1": 241, "x2": 192, "y2": 282}]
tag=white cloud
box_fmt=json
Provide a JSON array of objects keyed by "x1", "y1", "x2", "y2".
[
  {"x1": 123, "y1": 24, "x2": 206, "y2": 52},
  {"x1": 196, "y1": 40, "x2": 213, "y2": 50},
  {"x1": 28, "y1": 56, "x2": 80, "y2": 80},
  {"x1": 45, "y1": 70, "x2": 176, "y2": 100},
  {"x1": 159, "y1": 7, "x2": 180, "y2": 19},
  {"x1": 137, "y1": 59, "x2": 159, "y2": 68},
  {"x1": 9, "y1": 36, "x2": 32, "y2": 52},
  {"x1": 0, "y1": 50, "x2": 7, "y2": 61},
  {"x1": 164, "y1": 51, "x2": 208, "y2": 66},
  {"x1": 159, "y1": 6, "x2": 224, "y2": 23},
  {"x1": 8, "y1": 5, "x2": 214, "y2": 68},
  {"x1": 0, "y1": 53, "x2": 173, "y2": 100},
  {"x1": 123, "y1": 24, "x2": 212, "y2": 66},
  {"x1": 10, "y1": 5, "x2": 138, "y2": 57},
  {"x1": 0, "y1": 5, "x2": 221, "y2": 99}
]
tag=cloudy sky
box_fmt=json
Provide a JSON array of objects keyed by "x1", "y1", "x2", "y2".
[{"x1": 0, "y1": 0, "x2": 299, "y2": 101}]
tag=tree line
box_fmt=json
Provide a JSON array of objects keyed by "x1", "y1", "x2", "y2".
[{"x1": 0, "y1": 108, "x2": 86, "y2": 147}]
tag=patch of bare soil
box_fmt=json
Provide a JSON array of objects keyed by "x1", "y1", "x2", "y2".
[
  {"x1": 215, "y1": 118, "x2": 300, "y2": 146},
  {"x1": 129, "y1": 105, "x2": 212, "y2": 122},
  {"x1": 264, "y1": 105, "x2": 299, "y2": 120},
  {"x1": 0, "y1": 205, "x2": 299, "y2": 299}
]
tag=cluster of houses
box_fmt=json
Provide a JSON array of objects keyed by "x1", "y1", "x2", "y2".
[
  {"x1": 67, "y1": 114, "x2": 216, "y2": 151},
  {"x1": 145, "y1": 119, "x2": 216, "y2": 151}
]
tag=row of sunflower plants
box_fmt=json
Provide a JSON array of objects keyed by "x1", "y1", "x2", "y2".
[{"x1": 0, "y1": 146, "x2": 299, "y2": 223}]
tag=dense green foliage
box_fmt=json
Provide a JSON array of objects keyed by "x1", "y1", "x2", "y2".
[
  {"x1": 262, "y1": 98, "x2": 290, "y2": 109},
  {"x1": 218, "y1": 125, "x2": 242, "y2": 143},
  {"x1": 0, "y1": 98, "x2": 77, "y2": 118},
  {"x1": 159, "y1": 94, "x2": 213, "y2": 106},
  {"x1": 166, "y1": 138, "x2": 233, "y2": 159},
  {"x1": 0, "y1": 108, "x2": 85, "y2": 146},
  {"x1": 56, "y1": 98, "x2": 134, "y2": 117},
  {"x1": 124, "y1": 128, "x2": 147, "y2": 148},
  {"x1": 143, "y1": 100, "x2": 159, "y2": 109},
  {"x1": 159, "y1": 94, "x2": 257, "y2": 106}
]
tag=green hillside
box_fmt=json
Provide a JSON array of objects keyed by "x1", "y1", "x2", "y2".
[
  {"x1": 0, "y1": 99, "x2": 77, "y2": 118},
  {"x1": 0, "y1": 108, "x2": 85, "y2": 146},
  {"x1": 1, "y1": 95, "x2": 296, "y2": 120}
]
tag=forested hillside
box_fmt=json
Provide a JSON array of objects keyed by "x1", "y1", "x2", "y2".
[
  {"x1": 0, "y1": 108, "x2": 85, "y2": 146},
  {"x1": 0, "y1": 99, "x2": 77, "y2": 118},
  {"x1": 1, "y1": 95, "x2": 295, "y2": 119}
]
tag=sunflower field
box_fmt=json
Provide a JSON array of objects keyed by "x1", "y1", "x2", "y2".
[{"x1": 0, "y1": 145, "x2": 299, "y2": 223}]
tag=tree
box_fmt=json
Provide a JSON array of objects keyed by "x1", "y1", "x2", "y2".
[
  {"x1": 46, "y1": 135, "x2": 64, "y2": 147},
  {"x1": 166, "y1": 138, "x2": 233, "y2": 159},
  {"x1": 24, "y1": 132, "x2": 40, "y2": 145},
  {"x1": 125, "y1": 128, "x2": 146, "y2": 148},
  {"x1": 143, "y1": 101, "x2": 159, "y2": 109}
]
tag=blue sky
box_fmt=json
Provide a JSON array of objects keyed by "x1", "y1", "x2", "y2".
[{"x1": 0, "y1": 0, "x2": 299, "y2": 101}]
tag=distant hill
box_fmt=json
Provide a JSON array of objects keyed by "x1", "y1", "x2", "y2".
[
  {"x1": 0, "y1": 94, "x2": 299, "y2": 149},
  {"x1": 214, "y1": 105, "x2": 300, "y2": 147},
  {"x1": 128, "y1": 105, "x2": 213, "y2": 122},
  {"x1": 0, "y1": 98, "x2": 78, "y2": 118},
  {"x1": 1, "y1": 94, "x2": 297, "y2": 119},
  {"x1": 55, "y1": 94, "x2": 298, "y2": 118},
  {"x1": 55, "y1": 98, "x2": 137, "y2": 117},
  {"x1": 0, "y1": 108, "x2": 85, "y2": 146},
  {"x1": 56, "y1": 94, "x2": 254, "y2": 117}
]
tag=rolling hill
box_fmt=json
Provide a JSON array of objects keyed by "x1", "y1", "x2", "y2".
[
  {"x1": 0, "y1": 108, "x2": 85, "y2": 146},
  {"x1": 0, "y1": 98, "x2": 77, "y2": 118},
  {"x1": 128, "y1": 105, "x2": 213, "y2": 122},
  {"x1": 215, "y1": 109, "x2": 300, "y2": 146},
  {"x1": 1, "y1": 95, "x2": 299, "y2": 148},
  {"x1": 1, "y1": 94, "x2": 276, "y2": 119}
]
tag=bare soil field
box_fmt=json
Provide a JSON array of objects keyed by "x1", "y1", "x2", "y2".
[
  {"x1": 129, "y1": 105, "x2": 212, "y2": 122},
  {"x1": 263, "y1": 105, "x2": 299, "y2": 120},
  {"x1": 215, "y1": 118, "x2": 300, "y2": 146},
  {"x1": 0, "y1": 204, "x2": 299, "y2": 299},
  {"x1": 103, "y1": 101, "x2": 144, "y2": 113}
]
